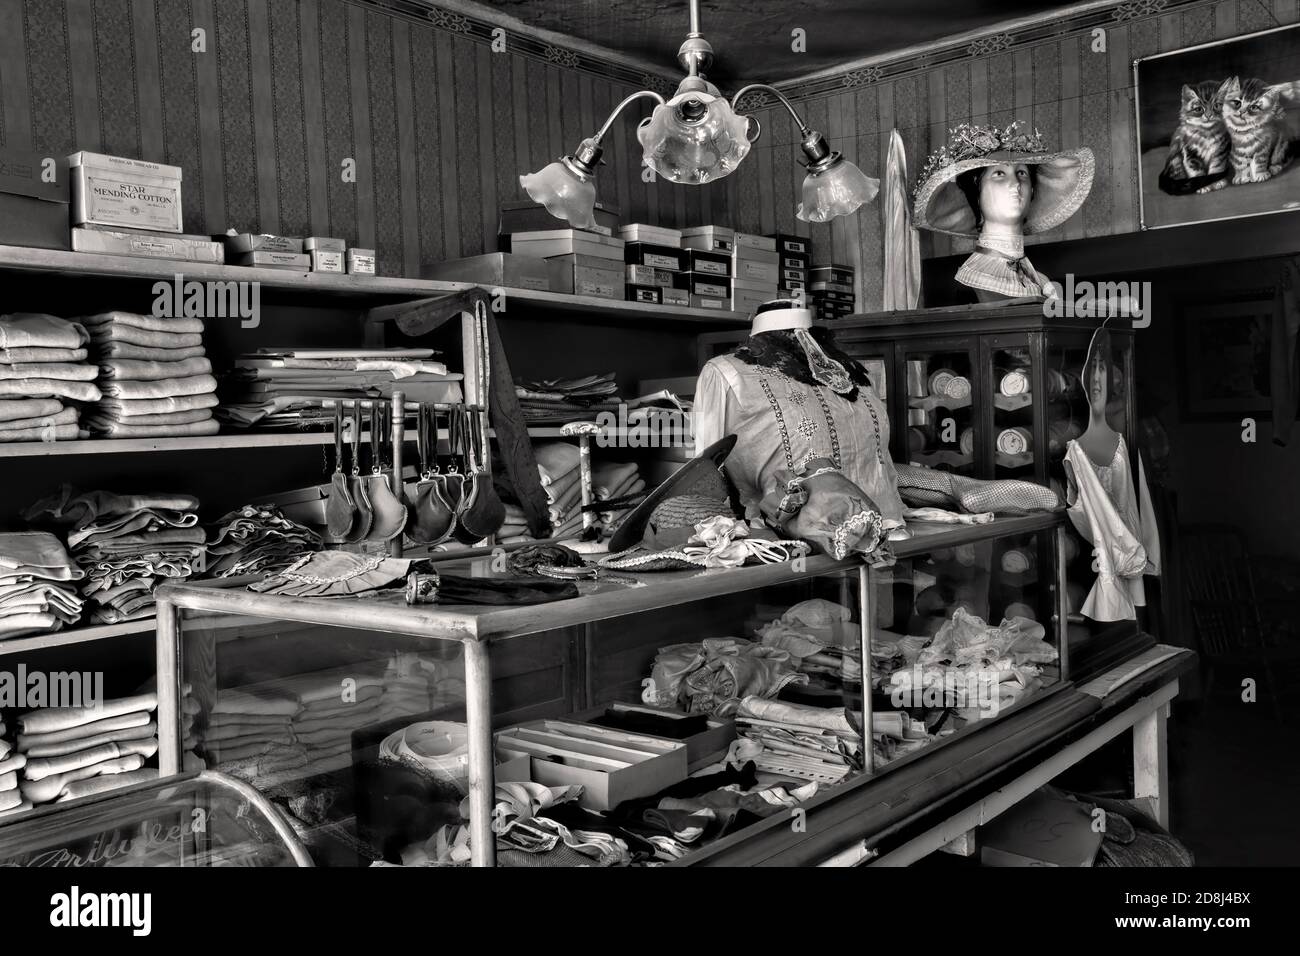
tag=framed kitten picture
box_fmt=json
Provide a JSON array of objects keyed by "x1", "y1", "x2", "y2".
[
  {"x1": 1179, "y1": 296, "x2": 1275, "y2": 421},
  {"x1": 1134, "y1": 23, "x2": 1300, "y2": 230}
]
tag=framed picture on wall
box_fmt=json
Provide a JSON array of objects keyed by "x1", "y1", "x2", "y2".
[
  {"x1": 1134, "y1": 23, "x2": 1300, "y2": 230},
  {"x1": 1179, "y1": 296, "x2": 1276, "y2": 421}
]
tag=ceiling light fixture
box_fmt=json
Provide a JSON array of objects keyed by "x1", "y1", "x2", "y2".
[{"x1": 520, "y1": 0, "x2": 878, "y2": 228}]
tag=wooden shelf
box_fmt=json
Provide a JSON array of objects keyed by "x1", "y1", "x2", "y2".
[
  {"x1": 0, "y1": 609, "x2": 248, "y2": 658},
  {"x1": 0, "y1": 431, "x2": 341, "y2": 458},
  {"x1": 0, "y1": 244, "x2": 471, "y2": 300},
  {"x1": 483, "y1": 286, "x2": 749, "y2": 326},
  {"x1": 0, "y1": 246, "x2": 749, "y2": 325}
]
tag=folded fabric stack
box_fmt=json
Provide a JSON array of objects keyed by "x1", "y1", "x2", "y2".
[
  {"x1": 81, "y1": 311, "x2": 219, "y2": 437},
  {"x1": 205, "y1": 505, "x2": 322, "y2": 578},
  {"x1": 0, "y1": 532, "x2": 85, "y2": 640},
  {"x1": 0, "y1": 722, "x2": 26, "y2": 818},
  {"x1": 204, "y1": 654, "x2": 435, "y2": 790},
  {"x1": 515, "y1": 373, "x2": 620, "y2": 424},
  {"x1": 525, "y1": 442, "x2": 586, "y2": 539},
  {"x1": 591, "y1": 460, "x2": 646, "y2": 535},
  {"x1": 23, "y1": 487, "x2": 205, "y2": 624},
  {"x1": 0, "y1": 313, "x2": 100, "y2": 441},
  {"x1": 15, "y1": 692, "x2": 160, "y2": 806},
  {"x1": 218, "y1": 348, "x2": 463, "y2": 428}
]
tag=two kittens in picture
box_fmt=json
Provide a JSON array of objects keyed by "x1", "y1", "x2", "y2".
[{"x1": 1159, "y1": 76, "x2": 1296, "y2": 195}]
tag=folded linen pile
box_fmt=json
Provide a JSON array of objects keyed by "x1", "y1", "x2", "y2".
[
  {"x1": 0, "y1": 313, "x2": 99, "y2": 441},
  {"x1": 81, "y1": 311, "x2": 219, "y2": 437},
  {"x1": 15, "y1": 692, "x2": 160, "y2": 805},
  {"x1": 522, "y1": 442, "x2": 585, "y2": 539},
  {"x1": 0, "y1": 721, "x2": 28, "y2": 817},
  {"x1": 205, "y1": 504, "x2": 322, "y2": 578},
  {"x1": 0, "y1": 532, "x2": 85, "y2": 640},
  {"x1": 203, "y1": 655, "x2": 436, "y2": 789},
  {"x1": 23, "y1": 486, "x2": 205, "y2": 624},
  {"x1": 515, "y1": 373, "x2": 620, "y2": 424},
  {"x1": 219, "y1": 348, "x2": 463, "y2": 427},
  {"x1": 591, "y1": 460, "x2": 646, "y2": 534}
]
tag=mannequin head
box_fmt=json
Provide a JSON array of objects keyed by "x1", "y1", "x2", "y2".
[{"x1": 956, "y1": 162, "x2": 1038, "y2": 232}]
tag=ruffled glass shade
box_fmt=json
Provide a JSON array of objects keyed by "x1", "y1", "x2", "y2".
[
  {"x1": 796, "y1": 157, "x2": 879, "y2": 223},
  {"x1": 637, "y1": 91, "x2": 753, "y2": 185},
  {"x1": 520, "y1": 158, "x2": 597, "y2": 230}
]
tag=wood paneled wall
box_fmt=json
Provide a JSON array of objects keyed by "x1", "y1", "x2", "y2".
[
  {"x1": 0, "y1": 0, "x2": 698, "y2": 278},
  {"x1": 1, "y1": 0, "x2": 1296, "y2": 300},
  {"x1": 741, "y1": 0, "x2": 1300, "y2": 312}
]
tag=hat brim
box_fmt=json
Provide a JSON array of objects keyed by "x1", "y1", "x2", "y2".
[
  {"x1": 913, "y1": 147, "x2": 1094, "y2": 238},
  {"x1": 607, "y1": 434, "x2": 737, "y2": 554}
]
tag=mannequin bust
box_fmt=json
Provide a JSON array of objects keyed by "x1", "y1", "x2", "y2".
[{"x1": 953, "y1": 162, "x2": 1058, "y2": 302}]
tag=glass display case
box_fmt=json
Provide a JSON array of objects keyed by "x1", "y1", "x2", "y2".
[
  {"x1": 148, "y1": 514, "x2": 1068, "y2": 868},
  {"x1": 0, "y1": 771, "x2": 312, "y2": 867}
]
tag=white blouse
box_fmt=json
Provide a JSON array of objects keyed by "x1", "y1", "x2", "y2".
[{"x1": 693, "y1": 353, "x2": 906, "y2": 530}]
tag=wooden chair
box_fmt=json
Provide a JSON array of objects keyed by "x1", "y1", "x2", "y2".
[{"x1": 1180, "y1": 524, "x2": 1300, "y2": 721}]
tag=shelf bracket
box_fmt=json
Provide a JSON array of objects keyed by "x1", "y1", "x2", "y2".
[{"x1": 364, "y1": 287, "x2": 491, "y2": 337}]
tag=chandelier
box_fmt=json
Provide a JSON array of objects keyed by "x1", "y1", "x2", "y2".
[{"x1": 520, "y1": 0, "x2": 878, "y2": 229}]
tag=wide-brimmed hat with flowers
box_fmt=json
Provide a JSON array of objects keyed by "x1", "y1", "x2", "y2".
[{"x1": 912, "y1": 122, "x2": 1094, "y2": 238}]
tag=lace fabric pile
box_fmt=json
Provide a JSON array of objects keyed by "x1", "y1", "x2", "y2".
[{"x1": 205, "y1": 504, "x2": 322, "y2": 578}]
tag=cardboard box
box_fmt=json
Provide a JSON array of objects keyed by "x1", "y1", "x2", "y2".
[
  {"x1": 304, "y1": 236, "x2": 346, "y2": 252},
  {"x1": 661, "y1": 287, "x2": 690, "y2": 307},
  {"x1": 811, "y1": 280, "x2": 855, "y2": 296},
  {"x1": 781, "y1": 279, "x2": 806, "y2": 292},
  {"x1": 768, "y1": 232, "x2": 810, "y2": 255},
  {"x1": 687, "y1": 249, "x2": 731, "y2": 278},
  {"x1": 674, "y1": 273, "x2": 730, "y2": 299},
  {"x1": 733, "y1": 250, "x2": 779, "y2": 285},
  {"x1": 225, "y1": 233, "x2": 304, "y2": 254},
  {"x1": 781, "y1": 252, "x2": 810, "y2": 270},
  {"x1": 512, "y1": 229, "x2": 624, "y2": 262},
  {"x1": 548, "y1": 255, "x2": 623, "y2": 298},
  {"x1": 623, "y1": 241, "x2": 683, "y2": 271},
  {"x1": 233, "y1": 250, "x2": 310, "y2": 270},
  {"x1": 626, "y1": 283, "x2": 662, "y2": 305},
  {"x1": 733, "y1": 231, "x2": 776, "y2": 251},
  {"x1": 495, "y1": 719, "x2": 687, "y2": 811},
  {"x1": 347, "y1": 248, "x2": 376, "y2": 275},
  {"x1": 810, "y1": 264, "x2": 855, "y2": 285},
  {"x1": 681, "y1": 225, "x2": 735, "y2": 253},
  {"x1": 980, "y1": 790, "x2": 1103, "y2": 867},
  {"x1": 571, "y1": 703, "x2": 736, "y2": 768},
  {"x1": 625, "y1": 264, "x2": 675, "y2": 287},
  {"x1": 310, "y1": 249, "x2": 344, "y2": 273},
  {"x1": 0, "y1": 149, "x2": 70, "y2": 250},
  {"x1": 732, "y1": 289, "x2": 771, "y2": 314},
  {"x1": 69, "y1": 151, "x2": 183, "y2": 233},
  {"x1": 421, "y1": 252, "x2": 550, "y2": 290},
  {"x1": 499, "y1": 199, "x2": 619, "y2": 239},
  {"x1": 618, "y1": 223, "x2": 682, "y2": 246},
  {"x1": 690, "y1": 294, "x2": 729, "y2": 310},
  {"x1": 72, "y1": 227, "x2": 224, "y2": 263}
]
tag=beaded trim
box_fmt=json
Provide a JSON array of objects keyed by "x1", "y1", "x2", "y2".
[{"x1": 758, "y1": 374, "x2": 795, "y2": 471}]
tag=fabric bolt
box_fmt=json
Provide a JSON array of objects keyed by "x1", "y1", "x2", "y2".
[
  {"x1": 0, "y1": 612, "x2": 62, "y2": 640},
  {"x1": 205, "y1": 712, "x2": 292, "y2": 731},
  {"x1": 24, "y1": 487, "x2": 200, "y2": 526},
  {"x1": 17, "y1": 692, "x2": 157, "y2": 736},
  {"x1": 68, "y1": 507, "x2": 199, "y2": 548},
  {"x1": 75, "y1": 526, "x2": 208, "y2": 555},
  {"x1": 0, "y1": 362, "x2": 98, "y2": 382},
  {"x1": 98, "y1": 357, "x2": 212, "y2": 381},
  {"x1": 16, "y1": 710, "x2": 152, "y2": 750},
  {"x1": 55, "y1": 767, "x2": 158, "y2": 803},
  {"x1": 22, "y1": 722, "x2": 157, "y2": 759},
  {"x1": 0, "y1": 378, "x2": 102, "y2": 402},
  {"x1": 533, "y1": 442, "x2": 581, "y2": 483},
  {"x1": 0, "y1": 397, "x2": 63, "y2": 422},
  {"x1": 97, "y1": 341, "x2": 207, "y2": 362},
  {"x1": 0, "y1": 754, "x2": 27, "y2": 775},
  {"x1": 0, "y1": 532, "x2": 83, "y2": 580},
  {"x1": 0, "y1": 314, "x2": 90, "y2": 350},
  {"x1": 20, "y1": 753, "x2": 147, "y2": 804},
  {"x1": 0, "y1": 423, "x2": 82, "y2": 443},
  {"x1": 199, "y1": 722, "x2": 294, "y2": 745},
  {"x1": 90, "y1": 326, "x2": 203, "y2": 349},
  {"x1": 204, "y1": 739, "x2": 277, "y2": 762},
  {"x1": 85, "y1": 409, "x2": 214, "y2": 430},
  {"x1": 88, "y1": 417, "x2": 219, "y2": 437},
  {"x1": 98, "y1": 373, "x2": 218, "y2": 400},
  {"x1": 82, "y1": 311, "x2": 205, "y2": 334},
  {"x1": 0, "y1": 788, "x2": 22, "y2": 812},
  {"x1": 22, "y1": 738, "x2": 158, "y2": 781},
  {"x1": 0, "y1": 406, "x2": 79, "y2": 429},
  {"x1": 1, "y1": 346, "x2": 89, "y2": 364},
  {"x1": 592, "y1": 462, "x2": 639, "y2": 499},
  {"x1": 97, "y1": 394, "x2": 219, "y2": 417},
  {"x1": 211, "y1": 688, "x2": 301, "y2": 717}
]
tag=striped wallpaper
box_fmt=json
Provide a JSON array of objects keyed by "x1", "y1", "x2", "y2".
[{"x1": 0, "y1": 0, "x2": 1294, "y2": 296}]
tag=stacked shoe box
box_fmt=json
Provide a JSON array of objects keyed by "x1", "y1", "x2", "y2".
[
  {"x1": 810, "y1": 263, "x2": 856, "y2": 321},
  {"x1": 621, "y1": 224, "x2": 687, "y2": 306},
  {"x1": 769, "y1": 233, "x2": 811, "y2": 300},
  {"x1": 510, "y1": 228, "x2": 626, "y2": 301},
  {"x1": 679, "y1": 227, "x2": 732, "y2": 310},
  {"x1": 728, "y1": 232, "x2": 778, "y2": 314},
  {"x1": 499, "y1": 201, "x2": 622, "y2": 299}
]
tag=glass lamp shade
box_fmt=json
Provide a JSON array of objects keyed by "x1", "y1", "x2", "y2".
[
  {"x1": 520, "y1": 158, "x2": 597, "y2": 229},
  {"x1": 796, "y1": 156, "x2": 880, "y2": 223},
  {"x1": 637, "y1": 91, "x2": 753, "y2": 185}
]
